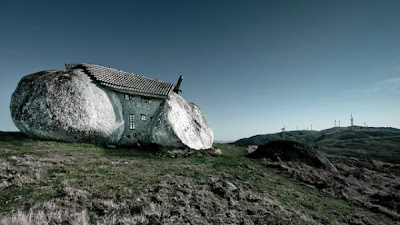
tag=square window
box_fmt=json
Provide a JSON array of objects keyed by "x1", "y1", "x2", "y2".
[
  {"x1": 125, "y1": 94, "x2": 130, "y2": 100},
  {"x1": 140, "y1": 114, "x2": 146, "y2": 121}
]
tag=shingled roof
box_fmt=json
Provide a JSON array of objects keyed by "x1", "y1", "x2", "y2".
[{"x1": 66, "y1": 63, "x2": 175, "y2": 99}]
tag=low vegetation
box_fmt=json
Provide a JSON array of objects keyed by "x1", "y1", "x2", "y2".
[{"x1": 0, "y1": 132, "x2": 399, "y2": 224}]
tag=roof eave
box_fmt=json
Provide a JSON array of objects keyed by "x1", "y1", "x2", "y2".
[{"x1": 107, "y1": 87, "x2": 170, "y2": 99}]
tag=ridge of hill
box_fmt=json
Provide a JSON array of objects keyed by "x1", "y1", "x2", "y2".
[{"x1": 233, "y1": 126, "x2": 400, "y2": 163}]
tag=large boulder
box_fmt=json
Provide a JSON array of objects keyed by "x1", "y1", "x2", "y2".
[
  {"x1": 150, "y1": 93, "x2": 214, "y2": 150},
  {"x1": 10, "y1": 69, "x2": 125, "y2": 144}
]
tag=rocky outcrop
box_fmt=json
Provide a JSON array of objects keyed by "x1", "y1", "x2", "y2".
[
  {"x1": 10, "y1": 69, "x2": 213, "y2": 150},
  {"x1": 10, "y1": 69, "x2": 125, "y2": 144},
  {"x1": 150, "y1": 93, "x2": 213, "y2": 150},
  {"x1": 247, "y1": 140, "x2": 338, "y2": 172}
]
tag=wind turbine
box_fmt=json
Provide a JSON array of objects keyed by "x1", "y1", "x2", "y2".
[
  {"x1": 334, "y1": 120, "x2": 336, "y2": 127},
  {"x1": 281, "y1": 126, "x2": 286, "y2": 140},
  {"x1": 350, "y1": 114, "x2": 354, "y2": 131}
]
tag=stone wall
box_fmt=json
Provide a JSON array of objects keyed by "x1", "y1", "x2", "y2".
[{"x1": 117, "y1": 93, "x2": 164, "y2": 146}]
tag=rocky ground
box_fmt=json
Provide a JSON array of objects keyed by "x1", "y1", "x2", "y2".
[
  {"x1": 0, "y1": 132, "x2": 399, "y2": 224},
  {"x1": 247, "y1": 143, "x2": 400, "y2": 222}
]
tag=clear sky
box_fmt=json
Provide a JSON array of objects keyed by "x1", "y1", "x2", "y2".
[{"x1": 1, "y1": 0, "x2": 399, "y2": 141}]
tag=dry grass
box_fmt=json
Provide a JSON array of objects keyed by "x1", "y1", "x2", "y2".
[
  {"x1": 0, "y1": 202, "x2": 88, "y2": 225},
  {"x1": 0, "y1": 132, "x2": 399, "y2": 224}
]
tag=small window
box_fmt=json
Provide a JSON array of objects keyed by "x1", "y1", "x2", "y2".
[
  {"x1": 125, "y1": 94, "x2": 135, "y2": 100},
  {"x1": 129, "y1": 114, "x2": 135, "y2": 130},
  {"x1": 140, "y1": 114, "x2": 146, "y2": 121},
  {"x1": 141, "y1": 97, "x2": 151, "y2": 103}
]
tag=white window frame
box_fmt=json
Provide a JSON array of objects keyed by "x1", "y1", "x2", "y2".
[{"x1": 129, "y1": 114, "x2": 135, "y2": 130}]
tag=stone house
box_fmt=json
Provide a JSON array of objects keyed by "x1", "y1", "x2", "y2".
[
  {"x1": 11, "y1": 63, "x2": 213, "y2": 150},
  {"x1": 65, "y1": 63, "x2": 183, "y2": 146}
]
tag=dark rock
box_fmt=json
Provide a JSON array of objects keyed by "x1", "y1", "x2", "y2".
[{"x1": 246, "y1": 140, "x2": 338, "y2": 172}]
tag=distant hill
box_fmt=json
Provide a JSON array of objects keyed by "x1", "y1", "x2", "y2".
[
  {"x1": 233, "y1": 130, "x2": 319, "y2": 146},
  {"x1": 233, "y1": 126, "x2": 400, "y2": 163}
]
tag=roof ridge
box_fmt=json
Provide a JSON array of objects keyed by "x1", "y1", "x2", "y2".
[
  {"x1": 71, "y1": 63, "x2": 174, "y2": 99},
  {"x1": 81, "y1": 63, "x2": 172, "y2": 85}
]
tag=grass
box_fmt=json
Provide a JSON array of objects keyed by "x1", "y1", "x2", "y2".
[{"x1": 0, "y1": 132, "x2": 398, "y2": 224}]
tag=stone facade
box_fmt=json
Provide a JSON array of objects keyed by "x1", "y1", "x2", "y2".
[{"x1": 117, "y1": 93, "x2": 163, "y2": 145}]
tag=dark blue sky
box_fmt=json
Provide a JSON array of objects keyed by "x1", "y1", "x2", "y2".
[{"x1": 1, "y1": 0, "x2": 400, "y2": 141}]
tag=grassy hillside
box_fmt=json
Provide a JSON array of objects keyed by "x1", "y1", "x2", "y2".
[
  {"x1": 0, "y1": 132, "x2": 399, "y2": 224},
  {"x1": 233, "y1": 127, "x2": 400, "y2": 163}
]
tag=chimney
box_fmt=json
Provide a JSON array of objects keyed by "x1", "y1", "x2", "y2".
[
  {"x1": 173, "y1": 75, "x2": 183, "y2": 94},
  {"x1": 65, "y1": 63, "x2": 78, "y2": 71}
]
